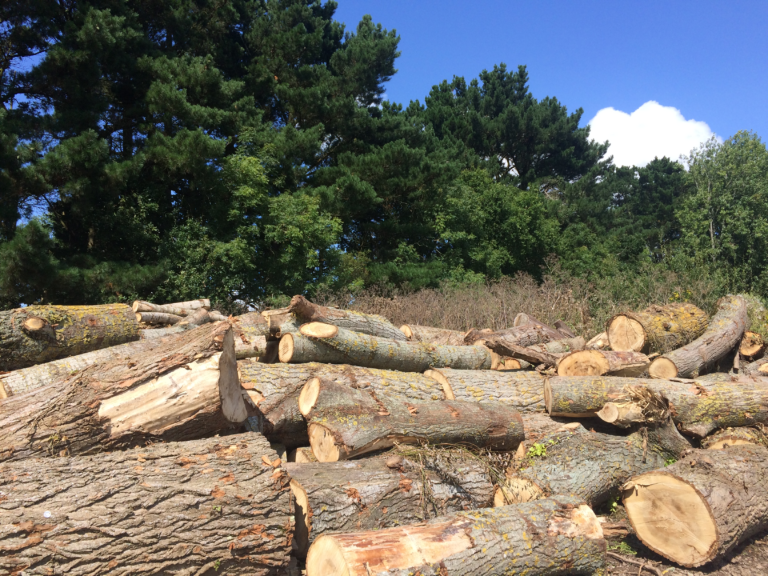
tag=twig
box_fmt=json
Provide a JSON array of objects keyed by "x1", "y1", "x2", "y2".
[{"x1": 607, "y1": 552, "x2": 663, "y2": 576}]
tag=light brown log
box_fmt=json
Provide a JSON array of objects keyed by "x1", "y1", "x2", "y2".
[
  {"x1": 556, "y1": 349, "x2": 650, "y2": 377},
  {"x1": 280, "y1": 323, "x2": 492, "y2": 371},
  {"x1": 232, "y1": 311, "x2": 269, "y2": 359},
  {"x1": 286, "y1": 452, "x2": 493, "y2": 556},
  {"x1": 304, "y1": 495, "x2": 606, "y2": 576},
  {"x1": 465, "y1": 322, "x2": 563, "y2": 346},
  {"x1": 288, "y1": 295, "x2": 406, "y2": 341},
  {"x1": 299, "y1": 380, "x2": 524, "y2": 461},
  {"x1": 0, "y1": 304, "x2": 139, "y2": 372},
  {"x1": 175, "y1": 307, "x2": 211, "y2": 329},
  {"x1": 0, "y1": 322, "x2": 247, "y2": 462},
  {"x1": 208, "y1": 310, "x2": 228, "y2": 322},
  {"x1": 399, "y1": 324, "x2": 467, "y2": 346},
  {"x1": 595, "y1": 402, "x2": 645, "y2": 428},
  {"x1": 130, "y1": 300, "x2": 190, "y2": 316},
  {"x1": 531, "y1": 336, "x2": 585, "y2": 354},
  {"x1": 607, "y1": 302, "x2": 708, "y2": 353},
  {"x1": 701, "y1": 426, "x2": 768, "y2": 449},
  {"x1": 140, "y1": 326, "x2": 183, "y2": 339},
  {"x1": 648, "y1": 295, "x2": 748, "y2": 379},
  {"x1": 0, "y1": 433, "x2": 292, "y2": 575},
  {"x1": 740, "y1": 330, "x2": 765, "y2": 357},
  {"x1": 586, "y1": 331, "x2": 609, "y2": 350},
  {"x1": 135, "y1": 311, "x2": 182, "y2": 325},
  {"x1": 132, "y1": 298, "x2": 210, "y2": 312},
  {"x1": 622, "y1": 445, "x2": 768, "y2": 567}
]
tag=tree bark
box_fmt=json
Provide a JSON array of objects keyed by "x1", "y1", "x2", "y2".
[
  {"x1": 132, "y1": 298, "x2": 210, "y2": 312},
  {"x1": 0, "y1": 433, "x2": 293, "y2": 576},
  {"x1": 423, "y1": 368, "x2": 545, "y2": 413},
  {"x1": 280, "y1": 323, "x2": 492, "y2": 371},
  {"x1": 299, "y1": 380, "x2": 524, "y2": 461},
  {"x1": 232, "y1": 311, "x2": 269, "y2": 359},
  {"x1": 701, "y1": 426, "x2": 768, "y2": 449},
  {"x1": 399, "y1": 324, "x2": 467, "y2": 346},
  {"x1": 465, "y1": 322, "x2": 563, "y2": 347},
  {"x1": 304, "y1": 495, "x2": 606, "y2": 576},
  {"x1": 622, "y1": 445, "x2": 768, "y2": 567},
  {"x1": 135, "y1": 311, "x2": 182, "y2": 325},
  {"x1": 288, "y1": 295, "x2": 406, "y2": 341},
  {"x1": 140, "y1": 326, "x2": 183, "y2": 339},
  {"x1": 531, "y1": 336, "x2": 585, "y2": 354},
  {"x1": 0, "y1": 322, "x2": 247, "y2": 462},
  {"x1": 544, "y1": 375, "x2": 768, "y2": 437},
  {"x1": 0, "y1": 304, "x2": 139, "y2": 371},
  {"x1": 286, "y1": 452, "x2": 493, "y2": 556},
  {"x1": 483, "y1": 337, "x2": 561, "y2": 367},
  {"x1": 556, "y1": 350, "x2": 650, "y2": 377},
  {"x1": 607, "y1": 302, "x2": 708, "y2": 353},
  {"x1": 648, "y1": 295, "x2": 748, "y2": 379}
]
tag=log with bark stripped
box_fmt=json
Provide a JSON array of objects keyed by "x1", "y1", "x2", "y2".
[
  {"x1": 286, "y1": 452, "x2": 493, "y2": 555},
  {"x1": 0, "y1": 322, "x2": 247, "y2": 462},
  {"x1": 280, "y1": 323, "x2": 492, "y2": 371},
  {"x1": 701, "y1": 426, "x2": 768, "y2": 449},
  {"x1": 0, "y1": 304, "x2": 139, "y2": 371},
  {"x1": 622, "y1": 445, "x2": 768, "y2": 567},
  {"x1": 399, "y1": 324, "x2": 467, "y2": 346},
  {"x1": 135, "y1": 311, "x2": 182, "y2": 325},
  {"x1": 0, "y1": 433, "x2": 292, "y2": 576},
  {"x1": 298, "y1": 380, "x2": 524, "y2": 461},
  {"x1": 607, "y1": 302, "x2": 708, "y2": 353},
  {"x1": 132, "y1": 298, "x2": 210, "y2": 313},
  {"x1": 304, "y1": 495, "x2": 606, "y2": 576},
  {"x1": 464, "y1": 322, "x2": 563, "y2": 346},
  {"x1": 556, "y1": 350, "x2": 650, "y2": 377},
  {"x1": 648, "y1": 295, "x2": 748, "y2": 379}
]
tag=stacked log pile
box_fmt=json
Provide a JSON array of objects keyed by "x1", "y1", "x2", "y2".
[{"x1": 1, "y1": 293, "x2": 766, "y2": 575}]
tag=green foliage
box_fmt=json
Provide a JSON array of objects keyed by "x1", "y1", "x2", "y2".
[{"x1": 609, "y1": 541, "x2": 638, "y2": 556}]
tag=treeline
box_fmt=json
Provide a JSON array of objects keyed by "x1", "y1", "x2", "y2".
[{"x1": 1, "y1": 0, "x2": 767, "y2": 310}]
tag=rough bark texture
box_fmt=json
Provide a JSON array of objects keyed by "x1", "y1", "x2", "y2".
[
  {"x1": 465, "y1": 322, "x2": 563, "y2": 347},
  {"x1": 556, "y1": 350, "x2": 650, "y2": 377},
  {"x1": 289, "y1": 295, "x2": 405, "y2": 341},
  {"x1": 743, "y1": 355, "x2": 768, "y2": 376},
  {"x1": 520, "y1": 413, "x2": 584, "y2": 445},
  {"x1": 483, "y1": 338, "x2": 560, "y2": 367},
  {"x1": 0, "y1": 304, "x2": 139, "y2": 371},
  {"x1": 305, "y1": 495, "x2": 606, "y2": 576},
  {"x1": 302, "y1": 380, "x2": 524, "y2": 461},
  {"x1": 281, "y1": 324, "x2": 492, "y2": 371},
  {"x1": 648, "y1": 295, "x2": 748, "y2": 379},
  {"x1": 607, "y1": 302, "x2": 708, "y2": 353},
  {"x1": 399, "y1": 324, "x2": 466, "y2": 346},
  {"x1": 238, "y1": 362, "x2": 445, "y2": 448},
  {"x1": 232, "y1": 312, "x2": 269, "y2": 359},
  {"x1": 0, "y1": 433, "x2": 293, "y2": 575},
  {"x1": 531, "y1": 336, "x2": 585, "y2": 355},
  {"x1": 286, "y1": 453, "x2": 494, "y2": 555},
  {"x1": 423, "y1": 368, "x2": 545, "y2": 413},
  {"x1": 140, "y1": 326, "x2": 183, "y2": 339},
  {"x1": 0, "y1": 322, "x2": 247, "y2": 462},
  {"x1": 701, "y1": 426, "x2": 768, "y2": 449},
  {"x1": 544, "y1": 375, "x2": 768, "y2": 437},
  {"x1": 622, "y1": 445, "x2": 768, "y2": 567}
]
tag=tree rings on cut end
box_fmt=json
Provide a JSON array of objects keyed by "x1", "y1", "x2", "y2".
[
  {"x1": 300, "y1": 322, "x2": 339, "y2": 339},
  {"x1": 308, "y1": 423, "x2": 341, "y2": 462},
  {"x1": 623, "y1": 472, "x2": 717, "y2": 567},
  {"x1": 299, "y1": 377, "x2": 322, "y2": 416},
  {"x1": 648, "y1": 356, "x2": 678, "y2": 379},
  {"x1": 278, "y1": 333, "x2": 295, "y2": 363},
  {"x1": 740, "y1": 331, "x2": 765, "y2": 357},
  {"x1": 556, "y1": 350, "x2": 610, "y2": 376},
  {"x1": 607, "y1": 315, "x2": 646, "y2": 352}
]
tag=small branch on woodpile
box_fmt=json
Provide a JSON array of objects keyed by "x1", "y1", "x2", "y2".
[
  {"x1": 484, "y1": 338, "x2": 559, "y2": 367},
  {"x1": 607, "y1": 552, "x2": 663, "y2": 576}
]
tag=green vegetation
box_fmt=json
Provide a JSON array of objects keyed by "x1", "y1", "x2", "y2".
[
  {"x1": 608, "y1": 541, "x2": 638, "y2": 556},
  {"x1": 2, "y1": 1, "x2": 767, "y2": 312}
]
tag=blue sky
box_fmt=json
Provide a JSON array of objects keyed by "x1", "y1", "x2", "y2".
[{"x1": 334, "y1": 0, "x2": 768, "y2": 166}]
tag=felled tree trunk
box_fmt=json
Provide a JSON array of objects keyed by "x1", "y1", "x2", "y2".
[
  {"x1": 465, "y1": 322, "x2": 563, "y2": 346},
  {"x1": 556, "y1": 350, "x2": 650, "y2": 377},
  {"x1": 648, "y1": 295, "x2": 748, "y2": 379},
  {"x1": 133, "y1": 298, "x2": 210, "y2": 312},
  {"x1": 743, "y1": 355, "x2": 768, "y2": 376},
  {"x1": 299, "y1": 380, "x2": 524, "y2": 461},
  {"x1": 0, "y1": 434, "x2": 293, "y2": 576},
  {"x1": 531, "y1": 336, "x2": 585, "y2": 354},
  {"x1": 423, "y1": 368, "x2": 545, "y2": 413},
  {"x1": 286, "y1": 452, "x2": 493, "y2": 555},
  {"x1": 483, "y1": 338, "x2": 561, "y2": 368},
  {"x1": 740, "y1": 331, "x2": 765, "y2": 358},
  {"x1": 288, "y1": 295, "x2": 406, "y2": 341},
  {"x1": 701, "y1": 426, "x2": 768, "y2": 449},
  {"x1": 607, "y1": 302, "x2": 708, "y2": 353},
  {"x1": 238, "y1": 361, "x2": 446, "y2": 448},
  {"x1": 399, "y1": 324, "x2": 467, "y2": 346},
  {"x1": 0, "y1": 322, "x2": 247, "y2": 462},
  {"x1": 305, "y1": 495, "x2": 606, "y2": 576},
  {"x1": 0, "y1": 304, "x2": 139, "y2": 371},
  {"x1": 623, "y1": 445, "x2": 768, "y2": 567},
  {"x1": 136, "y1": 311, "x2": 182, "y2": 325},
  {"x1": 498, "y1": 418, "x2": 691, "y2": 508},
  {"x1": 232, "y1": 311, "x2": 269, "y2": 359},
  {"x1": 280, "y1": 323, "x2": 492, "y2": 371}
]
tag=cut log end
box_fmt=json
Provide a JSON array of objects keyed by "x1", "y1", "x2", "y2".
[
  {"x1": 290, "y1": 479, "x2": 311, "y2": 555},
  {"x1": 557, "y1": 349, "x2": 610, "y2": 376},
  {"x1": 299, "y1": 377, "x2": 321, "y2": 416},
  {"x1": 493, "y1": 478, "x2": 544, "y2": 506},
  {"x1": 648, "y1": 356, "x2": 678, "y2": 379},
  {"x1": 623, "y1": 472, "x2": 717, "y2": 567},
  {"x1": 22, "y1": 317, "x2": 47, "y2": 332},
  {"x1": 300, "y1": 322, "x2": 339, "y2": 339},
  {"x1": 399, "y1": 325, "x2": 413, "y2": 339},
  {"x1": 305, "y1": 535, "x2": 353, "y2": 576},
  {"x1": 740, "y1": 331, "x2": 765, "y2": 357},
  {"x1": 422, "y1": 369, "x2": 455, "y2": 400},
  {"x1": 309, "y1": 423, "x2": 340, "y2": 462},
  {"x1": 278, "y1": 333, "x2": 295, "y2": 363},
  {"x1": 607, "y1": 315, "x2": 646, "y2": 352}
]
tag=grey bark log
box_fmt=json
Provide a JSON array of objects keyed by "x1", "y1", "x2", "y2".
[
  {"x1": 399, "y1": 324, "x2": 467, "y2": 346},
  {"x1": 465, "y1": 322, "x2": 563, "y2": 347},
  {"x1": 135, "y1": 311, "x2": 182, "y2": 325},
  {"x1": 288, "y1": 295, "x2": 406, "y2": 341}
]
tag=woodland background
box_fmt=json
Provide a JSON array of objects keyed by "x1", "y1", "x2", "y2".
[{"x1": 2, "y1": 0, "x2": 768, "y2": 324}]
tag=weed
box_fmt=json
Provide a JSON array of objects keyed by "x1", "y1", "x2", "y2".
[{"x1": 609, "y1": 541, "x2": 637, "y2": 556}]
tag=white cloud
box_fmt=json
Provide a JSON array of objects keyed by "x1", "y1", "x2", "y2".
[{"x1": 588, "y1": 101, "x2": 720, "y2": 167}]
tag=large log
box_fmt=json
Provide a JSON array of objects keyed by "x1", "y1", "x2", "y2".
[
  {"x1": 305, "y1": 495, "x2": 606, "y2": 576},
  {"x1": 238, "y1": 362, "x2": 445, "y2": 448},
  {"x1": 399, "y1": 324, "x2": 467, "y2": 346},
  {"x1": 482, "y1": 337, "x2": 560, "y2": 367},
  {"x1": 288, "y1": 295, "x2": 406, "y2": 341},
  {"x1": 280, "y1": 323, "x2": 492, "y2": 371},
  {"x1": 701, "y1": 426, "x2": 768, "y2": 449},
  {"x1": 0, "y1": 322, "x2": 247, "y2": 462},
  {"x1": 622, "y1": 445, "x2": 768, "y2": 567},
  {"x1": 0, "y1": 304, "x2": 139, "y2": 371},
  {"x1": 464, "y1": 322, "x2": 563, "y2": 346},
  {"x1": 544, "y1": 375, "x2": 768, "y2": 437},
  {"x1": 497, "y1": 417, "x2": 691, "y2": 508},
  {"x1": 607, "y1": 302, "x2": 708, "y2": 353},
  {"x1": 299, "y1": 380, "x2": 524, "y2": 461},
  {"x1": 232, "y1": 311, "x2": 269, "y2": 359},
  {"x1": 286, "y1": 452, "x2": 493, "y2": 555},
  {"x1": 423, "y1": 368, "x2": 545, "y2": 413},
  {"x1": 648, "y1": 295, "x2": 748, "y2": 379},
  {"x1": 556, "y1": 349, "x2": 650, "y2": 377},
  {"x1": 0, "y1": 433, "x2": 293, "y2": 575},
  {"x1": 132, "y1": 298, "x2": 210, "y2": 312}
]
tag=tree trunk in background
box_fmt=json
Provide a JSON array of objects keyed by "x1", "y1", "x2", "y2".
[
  {"x1": 0, "y1": 434, "x2": 293, "y2": 576},
  {"x1": 0, "y1": 323, "x2": 247, "y2": 462},
  {"x1": 399, "y1": 324, "x2": 467, "y2": 346},
  {"x1": 623, "y1": 445, "x2": 768, "y2": 567},
  {"x1": 648, "y1": 295, "x2": 748, "y2": 379},
  {"x1": 0, "y1": 304, "x2": 139, "y2": 371},
  {"x1": 556, "y1": 350, "x2": 650, "y2": 377},
  {"x1": 305, "y1": 496, "x2": 606, "y2": 576},
  {"x1": 288, "y1": 295, "x2": 406, "y2": 341},
  {"x1": 607, "y1": 302, "x2": 708, "y2": 353}
]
